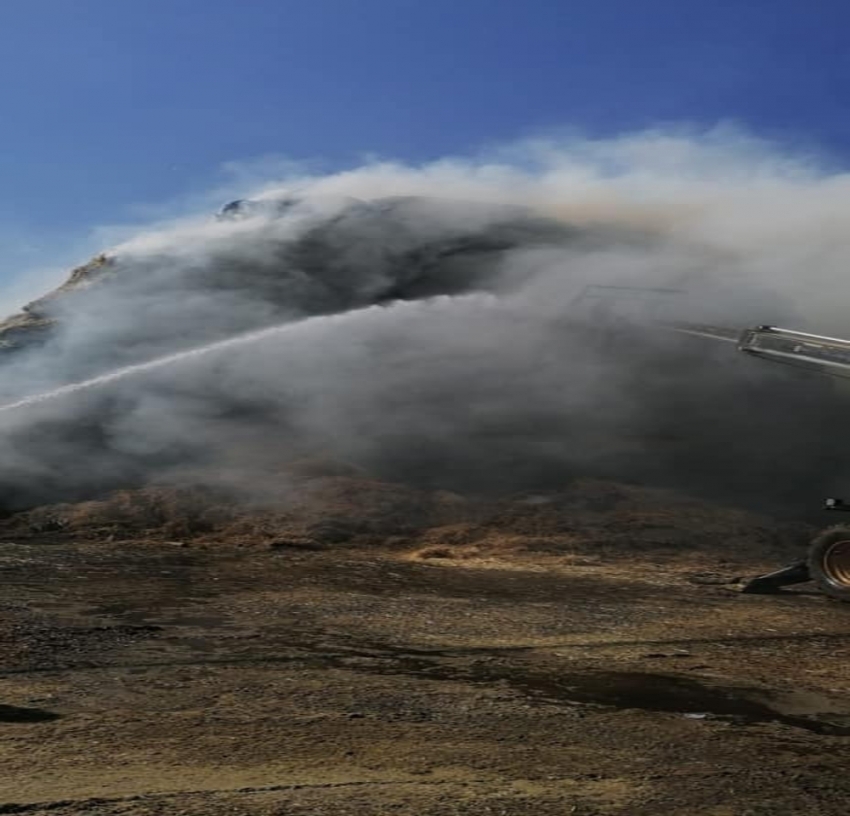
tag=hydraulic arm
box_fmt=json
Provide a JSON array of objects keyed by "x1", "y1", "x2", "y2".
[{"x1": 737, "y1": 325, "x2": 850, "y2": 378}]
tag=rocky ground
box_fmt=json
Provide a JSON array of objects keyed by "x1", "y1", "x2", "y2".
[{"x1": 1, "y1": 477, "x2": 849, "y2": 814}]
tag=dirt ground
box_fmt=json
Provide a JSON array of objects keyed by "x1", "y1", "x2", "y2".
[{"x1": 1, "y1": 518, "x2": 850, "y2": 816}]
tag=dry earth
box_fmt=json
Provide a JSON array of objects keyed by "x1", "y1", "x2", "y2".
[{"x1": 0, "y1": 479, "x2": 849, "y2": 814}]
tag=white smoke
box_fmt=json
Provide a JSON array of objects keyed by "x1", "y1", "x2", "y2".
[
  {"x1": 98, "y1": 125, "x2": 850, "y2": 329},
  {"x1": 0, "y1": 125, "x2": 849, "y2": 512}
]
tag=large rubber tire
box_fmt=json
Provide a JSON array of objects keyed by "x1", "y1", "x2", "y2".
[{"x1": 808, "y1": 526, "x2": 850, "y2": 602}]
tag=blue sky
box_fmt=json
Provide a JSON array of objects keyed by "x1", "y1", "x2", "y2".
[{"x1": 1, "y1": 0, "x2": 849, "y2": 278}]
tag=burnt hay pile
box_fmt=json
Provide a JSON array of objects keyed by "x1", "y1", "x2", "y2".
[{"x1": 0, "y1": 469, "x2": 809, "y2": 562}]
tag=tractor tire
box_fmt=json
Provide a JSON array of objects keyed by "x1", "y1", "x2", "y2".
[{"x1": 808, "y1": 526, "x2": 850, "y2": 602}]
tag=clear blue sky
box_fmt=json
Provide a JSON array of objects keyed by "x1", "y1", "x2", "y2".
[{"x1": 1, "y1": 0, "x2": 849, "y2": 275}]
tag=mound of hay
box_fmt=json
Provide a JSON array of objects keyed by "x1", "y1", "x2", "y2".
[
  {"x1": 0, "y1": 472, "x2": 809, "y2": 560},
  {"x1": 409, "y1": 479, "x2": 810, "y2": 561}
]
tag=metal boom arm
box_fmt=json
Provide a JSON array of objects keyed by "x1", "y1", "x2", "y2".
[{"x1": 737, "y1": 325, "x2": 850, "y2": 378}]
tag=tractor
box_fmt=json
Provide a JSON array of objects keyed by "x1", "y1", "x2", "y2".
[
  {"x1": 700, "y1": 325, "x2": 850, "y2": 601},
  {"x1": 571, "y1": 285, "x2": 850, "y2": 601}
]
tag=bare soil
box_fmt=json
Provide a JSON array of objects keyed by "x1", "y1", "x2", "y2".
[{"x1": 1, "y1": 481, "x2": 849, "y2": 814}]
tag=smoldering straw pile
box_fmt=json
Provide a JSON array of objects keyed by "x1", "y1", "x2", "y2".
[{"x1": 0, "y1": 128, "x2": 848, "y2": 515}]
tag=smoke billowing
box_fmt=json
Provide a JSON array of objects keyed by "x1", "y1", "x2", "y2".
[{"x1": 0, "y1": 127, "x2": 849, "y2": 515}]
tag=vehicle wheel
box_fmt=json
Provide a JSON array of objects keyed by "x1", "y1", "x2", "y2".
[{"x1": 808, "y1": 526, "x2": 850, "y2": 601}]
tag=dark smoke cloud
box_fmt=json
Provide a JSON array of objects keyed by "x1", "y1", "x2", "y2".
[{"x1": 0, "y1": 128, "x2": 848, "y2": 517}]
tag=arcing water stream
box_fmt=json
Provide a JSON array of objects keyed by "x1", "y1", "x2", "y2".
[{"x1": 0, "y1": 312, "x2": 339, "y2": 415}]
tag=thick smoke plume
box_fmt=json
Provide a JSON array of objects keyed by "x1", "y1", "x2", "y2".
[{"x1": 1, "y1": 127, "x2": 849, "y2": 515}]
